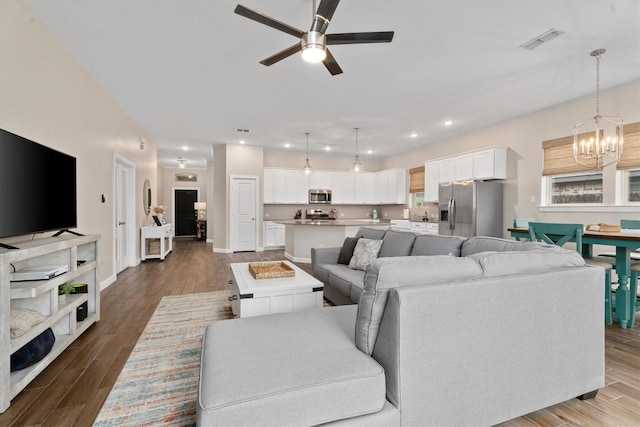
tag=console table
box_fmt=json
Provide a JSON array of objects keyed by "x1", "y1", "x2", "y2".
[{"x1": 141, "y1": 223, "x2": 173, "y2": 261}]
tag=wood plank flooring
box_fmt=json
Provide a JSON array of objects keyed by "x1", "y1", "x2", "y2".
[{"x1": 1, "y1": 239, "x2": 639, "y2": 426}]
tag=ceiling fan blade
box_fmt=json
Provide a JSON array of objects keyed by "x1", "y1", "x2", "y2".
[
  {"x1": 259, "y1": 43, "x2": 303, "y2": 66},
  {"x1": 323, "y1": 48, "x2": 343, "y2": 76},
  {"x1": 316, "y1": 0, "x2": 340, "y2": 22},
  {"x1": 234, "y1": 4, "x2": 304, "y2": 38},
  {"x1": 326, "y1": 31, "x2": 394, "y2": 45},
  {"x1": 311, "y1": 0, "x2": 340, "y2": 33}
]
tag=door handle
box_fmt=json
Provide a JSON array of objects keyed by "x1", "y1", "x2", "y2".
[
  {"x1": 448, "y1": 197, "x2": 453, "y2": 230},
  {"x1": 118, "y1": 221, "x2": 126, "y2": 226},
  {"x1": 451, "y1": 198, "x2": 456, "y2": 230}
]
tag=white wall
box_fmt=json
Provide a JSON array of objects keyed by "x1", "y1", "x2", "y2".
[{"x1": 0, "y1": 0, "x2": 159, "y2": 287}]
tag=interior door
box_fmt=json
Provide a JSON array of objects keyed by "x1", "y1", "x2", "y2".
[
  {"x1": 231, "y1": 177, "x2": 257, "y2": 252},
  {"x1": 174, "y1": 189, "x2": 198, "y2": 236},
  {"x1": 114, "y1": 155, "x2": 134, "y2": 273}
]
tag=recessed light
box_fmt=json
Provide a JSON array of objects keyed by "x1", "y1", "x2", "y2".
[
  {"x1": 410, "y1": 133, "x2": 418, "y2": 138},
  {"x1": 182, "y1": 146, "x2": 188, "y2": 151},
  {"x1": 284, "y1": 143, "x2": 291, "y2": 148},
  {"x1": 367, "y1": 150, "x2": 373, "y2": 155},
  {"x1": 325, "y1": 145, "x2": 331, "y2": 151},
  {"x1": 444, "y1": 120, "x2": 453, "y2": 126},
  {"x1": 239, "y1": 140, "x2": 245, "y2": 145}
]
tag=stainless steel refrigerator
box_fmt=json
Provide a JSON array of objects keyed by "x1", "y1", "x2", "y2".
[{"x1": 438, "y1": 180, "x2": 503, "y2": 237}]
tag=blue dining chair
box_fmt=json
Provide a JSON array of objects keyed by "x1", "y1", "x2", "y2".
[
  {"x1": 594, "y1": 219, "x2": 640, "y2": 326},
  {"x1": 513, "y1": 218, "x2": 537, "y2": 241},
  {"x1": 528, "y1": 222, "x2": 614, "y2": 324}
]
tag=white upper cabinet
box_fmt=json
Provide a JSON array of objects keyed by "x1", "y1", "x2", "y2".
[
  {"x1": 331, "y1": 172, "x2": 355, "y2": 204},
  {"x1": 438, "y1": 158, "x2": 456, "y2": 183},
  {"x1": 263, "y1": 169, "x2": 276, "y2": 204},
  {"x1": 264, "y1": 167, "x2": 406, "y2": 205},
  {"x1": 473, "y1": 147, "x2": 507, "y2": 180},
  {"x1": 455, "y1": 153, "x2": 474, "y2": 181},
  {"x1": 354, "y1": 173, "x2": 376, "y2": 204},
  {"x1": 264, "y1": 168, "x2": 308, "y2": 204},
  {"x1": 434, "y1": 147, "x2": 507, "y2": 184},
  {"x1": 424, "y1": 161, "x2": 439, "y2": 202},
  {"x1": 309, "y1": 171, "x2": 331, "y2": 189}
]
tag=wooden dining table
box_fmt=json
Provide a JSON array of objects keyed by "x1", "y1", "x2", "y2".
[{"x1": 508, "y1": 227, "x2": 640, "y2": 328}]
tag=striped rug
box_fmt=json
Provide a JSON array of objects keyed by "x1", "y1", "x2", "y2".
[{"x1": 94, "y1": 291, "x2": 233, "y2": 426}]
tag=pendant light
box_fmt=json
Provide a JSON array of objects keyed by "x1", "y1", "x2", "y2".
[
  {"x1": 351, "y1": 128, "x2": 364, "y2": 173},
  {"x1": 303, "y1": 132, "x2": 312, "y2": 175},
  {"x1": 573, "y1": 48, "x2": 624, "y2": 169}
]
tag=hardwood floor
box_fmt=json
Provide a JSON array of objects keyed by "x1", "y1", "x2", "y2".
[{"x1": 1, "y1": 239, "x2": 638, "y2": 426}]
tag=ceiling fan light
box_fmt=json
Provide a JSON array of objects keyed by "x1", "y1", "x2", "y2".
[{"x1": 301, "y1": 31, "x2": 326, "y2": 63}]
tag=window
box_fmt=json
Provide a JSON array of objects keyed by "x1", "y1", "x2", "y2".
[
  {"x1": 411, "y1": 192, "x2": 425, "y2": 208},
  {"x1": 549, "y1": 172, "x2": 603, "y2": 204},
  {"x1": 625, "y1": 168, "x2": 640, "y2": 203}
]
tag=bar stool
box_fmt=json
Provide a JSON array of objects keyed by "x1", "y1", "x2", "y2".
[{"x1": 528, "y1": 222, "x2": 614, "y2": 324}]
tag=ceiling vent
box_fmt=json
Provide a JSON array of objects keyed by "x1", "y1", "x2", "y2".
[{"x1": 520, "y1": 28, "x2": 564, "y2": 50}]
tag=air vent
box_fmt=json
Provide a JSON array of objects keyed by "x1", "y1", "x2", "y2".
[
  {"x1": 520, "y1": 28, "x2": 564, "y2": 50},
  {"x1": 235, "y1": 128, "x2": 251, "y2": 133}
]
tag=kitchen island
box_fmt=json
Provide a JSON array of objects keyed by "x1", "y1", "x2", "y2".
[{"x1": 275, "y1": 219, "x2": 390, "y2": 263}]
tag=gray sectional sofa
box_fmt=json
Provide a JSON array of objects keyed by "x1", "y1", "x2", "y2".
[{"x1": 198, "y1": 228, "x2": 605, "y2": 426}]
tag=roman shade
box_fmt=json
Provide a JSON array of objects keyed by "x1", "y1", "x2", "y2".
[
  {"x1": 542, "y1": 131, "x2": 601, "y2": 176},
  {"x1": 617, "y1": 121, "x2": 640, "y2": 170},
  {"x1": 409, "y1": 166, "x2": 424, "y2": 192}
]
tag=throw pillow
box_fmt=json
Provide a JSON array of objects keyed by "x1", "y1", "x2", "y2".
[
  {"x1": 10, "y1": 307, "x2": 47, "y2": 339},
  {"x1": 349, "y1": 238, "x2": 383, "y2": 271},
  {"x1": 338, "y1": 236, "x2": 361, "y2": 265}
]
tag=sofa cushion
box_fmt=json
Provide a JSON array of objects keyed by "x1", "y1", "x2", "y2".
[
  {"x1": 329, "y1": 267, "x2": 366, "y2": 297},
  {"x1": 411, "y1": 234, "x2": 466, "y2": 257},
  {"x1": 198, "y1": 308, "x2": 386, "y2": 426},
  {"x1": 338, "y1": 236, "x2": 361, "y2": 265},
  {"x1": 355, "y1": 227, "x2": 387, "y2": 240},
  {"x1": 349, "y1": 238, "x2": 383, "y2": 271},
  {"x1": 378, "y1": 230, "x2": 417, "y2": 258},
  {"x1": 356, "y1": 256, "x2": 483, "y2": 355},
  {"x1": 461, "y1": 236, "x2": 554, "y2": 257},
  {"x1": 468, "y1": 249, "x2": 586, "y2": 276}
]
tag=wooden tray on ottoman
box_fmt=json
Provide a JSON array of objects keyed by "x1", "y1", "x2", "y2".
[{"x1": 248, "y1": 261, "x2": 295, "y2": 279}]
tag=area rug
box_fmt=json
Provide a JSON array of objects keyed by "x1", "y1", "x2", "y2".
[{"x1": 94, "y1": 291, "x2": 233, "y2": 426}]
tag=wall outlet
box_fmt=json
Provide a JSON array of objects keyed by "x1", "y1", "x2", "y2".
[
  {"x1": 529, "y1": 196, "x2": 536, "y2": 204},
  {"x1": 265, "y1": 213, "x2": 270, "y2": 217},
  {"x1": 340, "y1": 213, "x2": 344, "y2": 217}
]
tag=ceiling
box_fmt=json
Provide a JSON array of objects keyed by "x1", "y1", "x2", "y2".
[{"x1": 26, "y1": 0, "x2": 640, "y2": 169}]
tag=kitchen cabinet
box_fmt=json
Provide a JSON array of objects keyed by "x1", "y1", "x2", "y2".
[
  {"x1": 309, "y1": 171, "x2": 331, "y2": 190},
  {"x1": 438, "y1": 158, "x2": 456, "y2": 183},
  {"x1": 410, "y1": 222, "x2": 439, "y2": 235},
  {"x1": 353, "y1": 173, "x2": 376, "y2": 204},
  {"x1": 375, "y1": 169, "x2": 406, "y2": 204},
  {"x1": 455, "y1": 153, "x2": 474, "y2": 181},
  {"x1": 424, "y1": 161, "x2": 439, "y2": 202},
  {"x1": 264, "y1": 221, "x2": 285, "y2": 249},
  {"x1": 263, "y1": 169, "x2": 308, "y2": 204},
  {"x1": 263, "y1": 169, "x2": 275, "y2": 204},
  {"x1": 473, "y1": 147, "x2": 507, "y2": 180},
  {"x1": 331, "y1": 172, "x2": 355, "y2": 204}
]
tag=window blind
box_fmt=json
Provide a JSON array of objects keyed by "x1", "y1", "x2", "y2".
[
  {"x1": 409, "y1": 166, "x2": 425, "y2": 193},
  {"x1": 617, "y1": 121, "x2": 640, "y2": 170},
  {"x1": 542, "y1": 132, "x2": 597, "y2": 176}
]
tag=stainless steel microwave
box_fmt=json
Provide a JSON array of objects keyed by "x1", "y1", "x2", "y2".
[{"x1": 309, "y1": 189, "x2": 332, "y2": 204}]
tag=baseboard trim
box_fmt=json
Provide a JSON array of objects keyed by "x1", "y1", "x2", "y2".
[
  {"x1": 213, "y1": 247, "x2": 233, "y2": 253},
  {"x1": 285, "y1": 252, "x2": 311, "y2": 264},
  {"x1": 101, "y1": 273, "x2": 117, "y2": 291}
]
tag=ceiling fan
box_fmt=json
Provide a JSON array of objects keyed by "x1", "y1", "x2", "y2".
[{"x1": 234, "y1": 0, "x2": 394, "y2": 75}]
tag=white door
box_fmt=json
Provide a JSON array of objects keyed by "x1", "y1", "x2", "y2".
[
  {"x1": 231, "y1": 176, "x2": 257, "y2": 252},
  {"x1": 115, "y1": 155, "x2": 134, "y2": 273}
]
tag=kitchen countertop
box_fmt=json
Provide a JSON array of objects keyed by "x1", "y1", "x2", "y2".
[{"x1": 275, "y1": 219, "x2": 391, "y2": 226}]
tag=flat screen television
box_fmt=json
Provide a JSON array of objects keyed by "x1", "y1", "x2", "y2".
[{"x1": 0, "y1": 128, "x2": 77, "y2": 240}]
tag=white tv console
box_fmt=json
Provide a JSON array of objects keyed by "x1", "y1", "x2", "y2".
[{"x1": 0, "y1": 234, "x2": 100, "y2": 413}]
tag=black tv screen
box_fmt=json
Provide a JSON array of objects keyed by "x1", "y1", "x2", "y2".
[{"x1": 0, "y1": 128, "x2": 77, "y2": 238}]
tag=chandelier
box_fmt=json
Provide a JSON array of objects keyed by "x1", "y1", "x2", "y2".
[
  {"x1": 573, "y1": 48, "x2": 623, "y2": 169},
  {"x1": 350, "y1": 128, "x2": 364, "y2": 173},
  {"x1": 303, "y1": 132, "x2": 312, "y2": 175}
]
